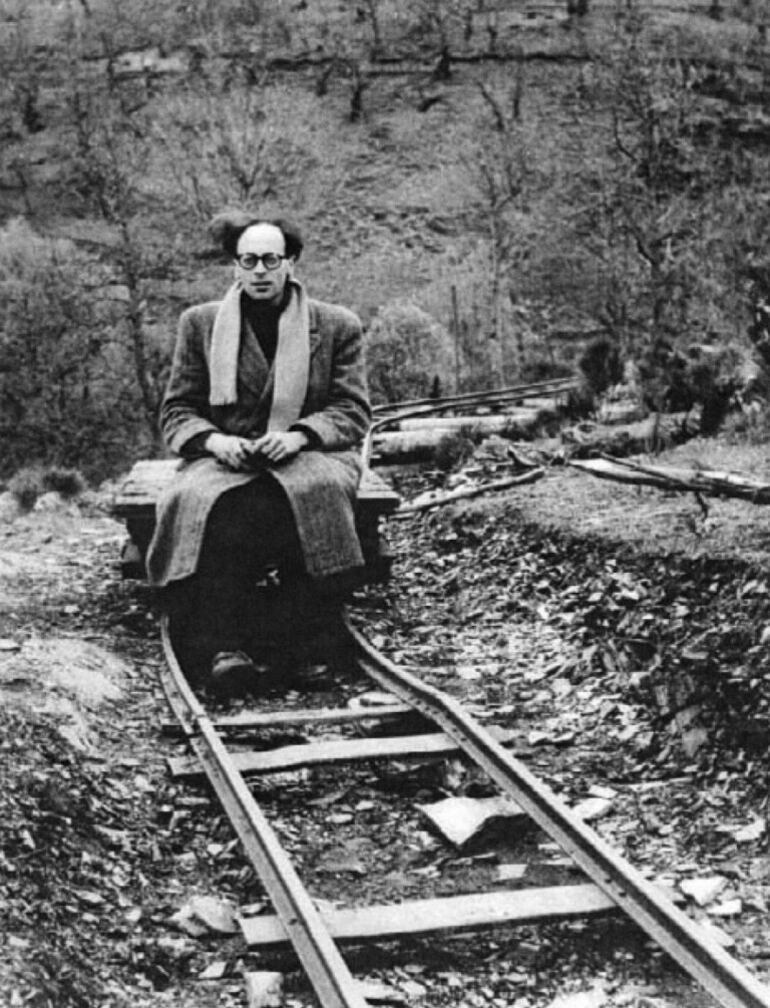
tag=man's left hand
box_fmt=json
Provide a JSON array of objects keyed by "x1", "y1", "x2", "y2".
[{"x1": 248, "y1": 430, "x2": 309, "y2": 464}]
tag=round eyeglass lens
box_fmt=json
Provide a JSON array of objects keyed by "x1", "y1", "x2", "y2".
[{"x1": 237, "y1": 253, "x2": 283, "y2": 270}]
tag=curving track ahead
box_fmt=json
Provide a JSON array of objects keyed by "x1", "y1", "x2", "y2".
[
  {"x1": 363, "y1": 377, "x2": 578, "y2": 464},
  {"x1": 160, "y1": 614, "x2": 770, "y2": 1008}
]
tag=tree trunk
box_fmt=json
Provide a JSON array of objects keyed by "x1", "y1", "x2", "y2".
[
  {"x1": 118, "y1": 225, "x2": 162, "y2": 447},
  {"x1": 489, "y1": 245, "x2": 506, "y2": 387}
]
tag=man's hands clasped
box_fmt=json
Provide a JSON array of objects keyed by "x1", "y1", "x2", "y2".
[{"x1": 205, "y1": 431, "x2": 309, "y2": 471}]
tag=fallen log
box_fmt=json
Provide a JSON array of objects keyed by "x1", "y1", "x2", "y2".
[
  {"x1": 526, "y1": 412, "x2": 698, "y2": 466},
  {"x1": 370, "y1": 410, "x2": 696, "y2": 468},
  {"x1": 397, "y1": 410, "x2": 548, "y2": 433},
  {"x1": 371, "y1": 413, "x2": 550, "y2": 464},
  {"x1": 395, "y1": 468, "x2": 544, "y2": 516},
  {"x1": 569, "y1": 457, "x2": 770, "y2": 504}
]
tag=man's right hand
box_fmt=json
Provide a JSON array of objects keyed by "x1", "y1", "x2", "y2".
[{"x1": 205, "y1": 433, "x2": 253, "y2": 471}]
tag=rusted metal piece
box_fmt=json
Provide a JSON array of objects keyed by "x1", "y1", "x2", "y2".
[
  {"x1": 345, "y1": 614, "x2": 770, "y2": 1008},
  {"x1": 159, "y1": 618, "x2": 368, "y2": 1008}
]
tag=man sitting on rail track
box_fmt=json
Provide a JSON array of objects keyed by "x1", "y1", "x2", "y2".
[{"x1": 145, "y1": 211, "x2": 371, "y2": 696}]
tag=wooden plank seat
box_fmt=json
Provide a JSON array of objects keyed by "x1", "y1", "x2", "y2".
[{"x1": 112, "y1": 458, "x2": 400, "y2": 583}]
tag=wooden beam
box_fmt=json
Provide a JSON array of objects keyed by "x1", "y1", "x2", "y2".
[
  {"x1": 241, "y1": 884, "x2": 616, "y2": 948},
  {"x1": 113, "y1": 459, "x2": 399, "y2": 520},
  {"x1": 168, "y1": 727, "x2": 516, "y2": 779},
  {"x1": 395, "y1": 468, "x2": 544, "y2": 515},
  {"x1": 160, "y1": 702, "x2": 416, "y2": 736}
]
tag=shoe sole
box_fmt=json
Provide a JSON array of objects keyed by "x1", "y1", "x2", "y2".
[{"x1": 209, "y1": 662, "x2": 258, "y2": 698}]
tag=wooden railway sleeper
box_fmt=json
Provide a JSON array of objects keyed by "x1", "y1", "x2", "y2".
[
  {"x1": 344, "y1": 613, "x2": 770, "y2": 1008},
  {"x1": 161, "y1": 618, "x2": 370, "y2": 1008},
  {"x1": 158, "y1": 618, "x2": 611, "y2": 1005},
  {"x1": 159, "y1": 613, "x2": 770, "y2": 1008},
  {"x1": 159, "y1": 623, "x2": 607, "y2": 1003}
]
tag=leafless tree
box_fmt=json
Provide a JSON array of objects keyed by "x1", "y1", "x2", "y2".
[
  {"x1": 467, "y1": 72, "x2": 536, "y2": 383},
  {"x1": 566, "y1": 16, "x2": 762, "y2": 420},
  {"x1": 64, "y1": 79, "x2": 165, "y2": 443}
]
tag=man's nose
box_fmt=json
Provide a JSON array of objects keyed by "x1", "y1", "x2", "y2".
[{"x1": 254, "y1": 260, "x2": 267, "y2": 274}]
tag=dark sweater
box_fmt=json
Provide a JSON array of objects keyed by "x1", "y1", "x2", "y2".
[{"x1": 242, "y1": 290, "x2": 283, "y2": 364}]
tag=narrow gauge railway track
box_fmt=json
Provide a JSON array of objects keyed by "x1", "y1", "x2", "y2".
[
  {"x1": 370, "y1": 378, "x2": 578, "y2": 420},
  {"x1": 160, "y1": 614, "x2": 770, "y2": 1008},
  {"x1": 364, "y1": 377, "x2": 577, "y2": 466}
]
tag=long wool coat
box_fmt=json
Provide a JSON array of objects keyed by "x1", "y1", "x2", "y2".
[{"x1": 146, "y1": 297, "x2": 371, "y2": 587}]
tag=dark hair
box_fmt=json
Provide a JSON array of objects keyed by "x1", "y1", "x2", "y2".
[{"x1": 208, "y1": 210, "x2": 304, "y2": 261}]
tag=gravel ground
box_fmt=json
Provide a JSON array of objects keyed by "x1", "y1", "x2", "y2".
[{"x1": 1, "y1": 432, "x2": 769, "y2": 1007}]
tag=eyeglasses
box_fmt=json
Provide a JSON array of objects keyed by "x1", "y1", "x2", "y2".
[{"x1": 235, "y1": 252, "x2": 286, "y2": 271}]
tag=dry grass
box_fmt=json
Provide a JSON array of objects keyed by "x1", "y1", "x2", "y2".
[{"x1": 463, "y1": 434, "x2": 770, "y2": 567}]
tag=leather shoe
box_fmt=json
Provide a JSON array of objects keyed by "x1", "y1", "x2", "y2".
[{"x1": 209, "y1": 650, "x2": 257, "y2": 698}]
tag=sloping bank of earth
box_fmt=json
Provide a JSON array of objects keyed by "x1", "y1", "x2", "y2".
[
  {"x1": 0, "y1": 508, "x2": 254, "y2": 1008},
  {"x1": 357, "y1": 433, "x2": 770, "y2": 992}
]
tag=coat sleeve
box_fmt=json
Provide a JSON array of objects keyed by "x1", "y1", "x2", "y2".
[
  {"x1": 160, "y1": 307, "x2": 220, "y2": 455},
  {"x1": 292, "y1": 307, "x2": 372, "y2": 450}
]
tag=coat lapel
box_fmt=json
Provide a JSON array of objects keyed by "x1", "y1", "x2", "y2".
[
  {"x1": 309, "y1": 326, "x2": 322, "y2": 357},
  {"x1": 308, "y1": 302, "x2": 322, "y2": 357}
]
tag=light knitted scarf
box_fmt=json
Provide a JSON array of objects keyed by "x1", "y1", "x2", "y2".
[{"x1": 208, "y1": 278, "x2": 310, "y2": 431}]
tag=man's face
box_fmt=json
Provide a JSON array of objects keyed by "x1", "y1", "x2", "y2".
[{"x1": 235, "y1": 223, "x2": 293, "y2": 304}]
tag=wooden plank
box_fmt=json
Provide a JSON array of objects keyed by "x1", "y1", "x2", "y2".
[
  {"x1": 168, "y1": 727, "x2": 516, "y2": 779},
  {"x1": 113, "y1": 458, "x2": 397, "y2": 582},
  {"x1": 113, "y1": 458, "x2": 399, "y2": 517},
  {"x1": 241, "y1": 884, "x2": 616, "y2": 948},
  {"x1": 356, "y1": 467, "x2": 401, "y2": 513},
  {"x1": 395, "y1": 469, "x2": 543, "y2": 516},
  {"x1": 160, "y1": 702, "x2": 416, "y2": 736},
  {"x1": 112, "y1": 459, "x2": 177, "y2": 517}
]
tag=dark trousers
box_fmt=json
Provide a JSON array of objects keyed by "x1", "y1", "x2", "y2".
[{"x1": 164, "y1": 476, "x2": 304, "y2": 658}]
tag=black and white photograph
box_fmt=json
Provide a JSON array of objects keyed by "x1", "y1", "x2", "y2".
[{"x1": 1, "y1": 1, "x2": 770, "y2": 1006}]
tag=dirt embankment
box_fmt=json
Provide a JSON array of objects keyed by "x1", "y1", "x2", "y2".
[{"x1": 1, "y1": 433, "x2": 769, "y2": 1006}]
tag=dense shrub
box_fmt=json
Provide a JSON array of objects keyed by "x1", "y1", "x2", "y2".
[
  {"x1": 7, "y1": 467, "x2": 46, "y2": 511},
  {"x1": 657, "y1": 342, "x2": 747, "y2": 434},
  {"x1": 0, "y1": 218, "x2": 152, "y2": 480},
  {"x1": 365, "y1": 302, "x2": 455, "y2": 404},
  {"x1": 8, "y1": 465, "x2": 87, "y2": 511},
  {"x1": 579, "y1": 337, "x2": 623, "y2": 397},
  {"x1": 434, "y1": 429, "x2": 476, "y2": 472},
  {"x1": 41, "y1": 467, "x2": 87, "y2": 499}
]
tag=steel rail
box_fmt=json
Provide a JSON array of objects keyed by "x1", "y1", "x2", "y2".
[
  {"x1": 159, "y1": 618, "x2": 368, "y2": 1008},
  {"x1": 371, "y1": 377, "x2": 577, "y2": 416},
  {"x1": 344, "y1": 614, "x2": 770, "y2": 1008},
  {"x1": 362, "y1": 377, "x2": 576, "y2": 466}
]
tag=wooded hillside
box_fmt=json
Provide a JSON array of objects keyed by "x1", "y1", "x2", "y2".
[{"x1": 1, "y1": 0, "x2": 770, "y2": 478}]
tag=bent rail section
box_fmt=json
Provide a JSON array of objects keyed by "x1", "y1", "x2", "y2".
[
  {"x1": 344, "y1": 615, "x2": 770, "y2": 1008},
  {"x1": 160, "y1": 618, "x2": 370, "y2": 1008},
  {"x1": 159, "y1": 612, "x2": 770, "y2": 1008}
]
